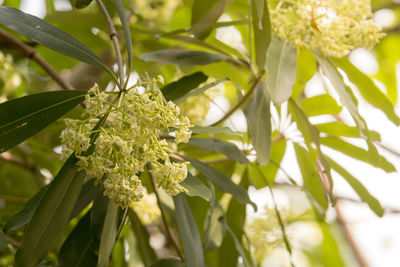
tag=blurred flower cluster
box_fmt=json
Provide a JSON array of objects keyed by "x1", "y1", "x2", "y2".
[
  {"x1": 60, "y1": 76, "x2": 192, "y2": 208},
  {"x1": 0, "y1": 52, "x2": 24, "y2": 103},
  {"x1": 269, "y1": 0, "x2": 384, "y2": 57},
  {"x1": 131, "y1": 0, "x2": 182, "y2": 25}
]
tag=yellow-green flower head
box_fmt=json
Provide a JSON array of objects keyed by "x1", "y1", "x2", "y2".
[
  {"x1": 60, "y1": 76, "x2": 192, "y2": 207},
  {"x1": 269, "y1": 0, "x2": 385, "y2": 57}
]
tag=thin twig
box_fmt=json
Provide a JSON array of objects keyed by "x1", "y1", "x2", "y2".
[
  {"x1": 0, "y1": 28, "x2": 74, "y2": 90},
  {"x1": 211, "y1": 70, "x2": 265, "y2": 126},
  {"x1": 148, "y1": 170, "x2": 185, "y2": 261},
  {"x1": 96, "y1": 0, "x2": 125, "y2": 88},
  {"x1": 335, "y1": 202, "x2": 370, "y2": 267}
]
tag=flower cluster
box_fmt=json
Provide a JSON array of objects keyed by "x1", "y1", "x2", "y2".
[
  {"x1": 132, "y1": 0, "x2": 181, "y2": 25},
  {"x1": 269, "y1": 0, "x2": 384, "y2": 57},
  {"x1": 60, "y1": 76, "x2": 192, "y2": 208},
  {"x1": 0, "y1": 52, "x2": 24, "y2": 103}
]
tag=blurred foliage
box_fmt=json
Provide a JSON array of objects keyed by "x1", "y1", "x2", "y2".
[{"x1": 0, "y1": 0, "x2": 399, "y2": 266}]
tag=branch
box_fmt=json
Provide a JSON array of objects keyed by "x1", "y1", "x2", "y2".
[
  {"x1": 96, "y1": 0, "x2": 125, "y2": 88},
  {"x1": 0, "y1": 28, "x2": 74, "y2": 90},
  {"x1": 148, "y1": 169, "x2": 185, "y2": 261},
  {"x1": 211, "y1": 70, "x2": 265, "y2": 126}
]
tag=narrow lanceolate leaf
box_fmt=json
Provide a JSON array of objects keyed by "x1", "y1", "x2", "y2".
[
  {"x1": 162, "y1": 72, "x2": 208, "y2": 102},
  {"x1": 315, "y1": 52, "x2": 379, "y2": 163},
  {"x1": 332, "y1": 57, "x2": 400, "y2": 126},
  {"x1": 300, "y1": 94, "x2": 342, "y2": 117},
  {"x1": 140, "y1": 49, "x2": 229, "y2": 66},
  {"x1": 244, "y1": 77, "x2": 271, "y2": 165},
  {"x1": 69, "y1": 178, "x2": 99, "y2": 219},
  {"x1": 316, "y1": 122, "x2": 380, "y2": 140},
  {"x1": 3, "y1": 185, "x2": 48, "y2": 233},
  {"x1": 184, "y1": 156, "x2": 257, "y2": 210},
  {"x1": 189, "y1": 137, "x2": 250, "y2": 164},
  {"x1": 203, "y1": 202, "x2": 225, "y2": 251},
  {"x1": 191, "y1": 126, "x2": 242, "y2": 136},
  {"x1": 328, "y1": 158, "x2": 384, "y2": 217},
  {"x1": 98, "y1": 202, "x2": 120, "y2": 267},
  {"x1": 173, "y1": 194, "x2": 205, "y2": 267},
  {"x1": 58, "y1": 211, "x2": 98, "y2": 267},
  {"x1": 180, "y1": 173, "x2": 212, "y2": 201},
  {"x1": 321, "y1": 136, "x2": 395, "y2": 173},
  {"x1": 0, "y1": 90, "x2": 87, "y2": 153},
  {"x1": 252, "y1": 0, "x2": 271, "y2": 69},
  {"x1": 114, "y1": 0, "x2": 132, "y2": 73},
  {"x1": 266, "y1": 36, "x2": 297, "y2": 105},
  {"x1": 294, "y1": 144, "x2": 328, "y2": 209},
  {"x1": 0, "y1": 7, "x2": 114, "y2": 78},
  {"x1": 174, "y1": 78, "x2": 229, "y2": 104},
  {"x1": 191, "y1": 0, "x2": 228, "y2": 39},
  {"x1": 14, "y1": 156, "x2": 86, "y2": 267},
  {"x1": 70, "y1": 0, "x2": 93, "y2": 9},
  {"x1": 128, "y1": 210, "x2": 157, "y2": 266}
]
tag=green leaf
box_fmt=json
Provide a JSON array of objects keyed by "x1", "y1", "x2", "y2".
[
  {"x1": 189, "y1": 137, "x2": 250, "y2": 164},
  {"x1": 173, "y1": 193, "x2": 205, "y2": 267},
  {"x1": 183, "y1": 156, "x2": 257, "y2": 210},
  {"x1": 14, "y1": 156, "x2": 86, "y2": 267},
  {"x1": 140, "y1": 49, "x2": 229, "y2": 66},
  {"x1": 150, "y1": 259, "x2": 185, "y2": 267},
  {"x1": 128, "y1": 209, "x2": 157, "y2": 266},
  {"x1": 162, "y1": 72, "x2": 208, "y2": 102},
  {"x1": 191, "y1": 0, "x2": 228, "y2": 39},
  {"x1": 180, "y1": 173, "x2": 212, "y2": 201},
  {"x1": 0, "y1": 7, "x2": 115, "y2": 78},
  {"x1": 316, "y1": 122, "x2": 380, "y2": 140},
  {"x1": 3, "y1": 185, "x2": 48, "y2": 233},
  {"x1": 58, "y1": 211, "x2": 98, "y2": 267},
  {"x1": 244, "y1": 77, "x2": 271, "y2": 165},
  {"x1": 266, "y1": 36, "x2": 297, "y2": 105},
  {"x1": 173, "y1": 78, "x2": 229, "y2": 103},
  {"x1": 300, "y1": 94, "x2": 342, "y2": 116},
  {"x1": 332, "y1": 57, "x2": 400, "y2": 126},
  {"x1": 328, "y1": 158, "x2": 384, "y2": 216},
  {"x1": 114, "y1": 0, "x2": 132, "y2": 74},
  {"x1": 294, "y1": 144, "x2": 328, "y2": 209},
  {"x1": 70, "y1": 0, "x2": 93, "y2": 9},
  {"x1": 320, "y1": 136, "x2": 395, "y2": 173},
  {"x1": 251, "y1": 0, "x2": 271, "y2": 70},
  {"x1": 191, "y1": 126, "x2": 241, "y2": 136},
  {"x1": 91, "y1": 188, "x2": 110, "y2": 243},
  {"x1": 0, "y1": 90, "x2": 87, "y2": 153},
  {"x1": 203, "y1": 202, "x2": 225, "y2": 251},
  {"x1": 70, "y1": 178, "x2": 99, "y2": 219},
  {"x1": 98, "y1": 202, "x2": 120, "y2": 267},
  {"x1": 292, "y1": 49, "x2": 317, "y2": 99}
]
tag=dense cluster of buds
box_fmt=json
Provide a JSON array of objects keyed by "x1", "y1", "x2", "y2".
[
  {"x1": 60, "y1": 76, "x2": 192, "y2": 208},
  {"x1": 269, "y1": 0, "x2": 384, "y2": 57}
]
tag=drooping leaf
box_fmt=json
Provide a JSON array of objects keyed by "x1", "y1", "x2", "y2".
[
  {"x1": 180, "y1": 173, "x2": 212, "y2": 201},
  {"x1": 332, "y1": 57, "x2": 400, "y2": 126},
  {"x1": 91, "y1": 188, "x2": 110, "y2": 243},
  {"x1": 292, "y1": 49, "x2": 317, "y2": 99},
  {"x1": 140, "y1": 49, "x2": 229, "y2": 66},
  {"x1": 58, "y1": 211, "x2": 98, "y2": 267},
  {"x1": 316, "y1": 122, "x2": 380, "y2": 140},
  {"x1": 244, "y1": 77, "x2": 271, "y2": 165},
  {"x1": 184, "y1": 156, "x2": 257, "y2": 210},
  {"x1": 266, "y1": 36, "x2": 297, "y2": 105},
  {"x1": 300, "y1": 94, "x2": 342, "y2": 117},
  {"x1": 150, "y1": 259, "x2": 185, "y2": 267},
  {"x1": 320, "y1": 136, "x2": 395, "y2": 173},
  {"x1": 294, "y1": 144, "x2": 328, "y2": 209},
  {"x1": 3, "y1": 185, "x2": 48, "y2": 233},
  {"x1": 189, "y1": 137, "x2": 250, "y2": 164},
  {"x1": 173, "y1": 77, "x2": 229, "y2": 103},
  {"x1": 128, "y1": 209, "x2": 157, "y2": 266},
  {"x1": 70, "y1": 0, "x2": 93, "y2": 9},
  {"x1": 162, "y1": 72, "x2": 208, "y2": 102},
  {"x1": 173, "y1": 193, "x2": 205, "y2": 267},
  {"x1": 191, "y1": 0, "x2": 228, "y2": 39},
  {"x1": 98, "y1": 202, "x2": 120, "y2": 267},
  {"x1": 0, "y1": 7, "x2": 115, "y2": 78},
  {"x1": 69, "y1": 178, "x2": 99, "y2": 219},
  {"x1": 114, "y1": 0, "x2": 132, "y2": 74},
  {"x1": 203, "y1": 202, "x2": 225, "y2": 251},
  {"x1": 328, "y1": 158, "x2": 384, "y2": 216},
  {"x1": 0, "y1": 90, "x2": 87, "y2": 153},
  {"x1": 14, "y1": 157, "x2": 86, "y2": 267},
  {"x1": 251, "y1": 0, "x2": 271, "y2": 70}
]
